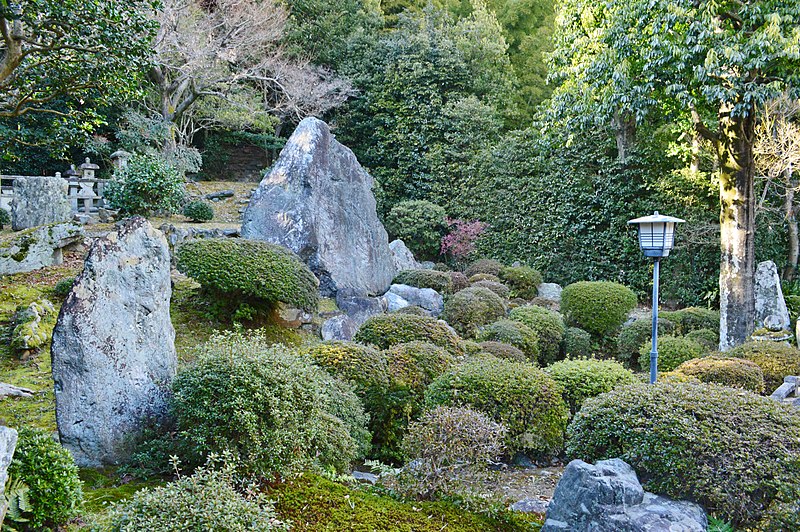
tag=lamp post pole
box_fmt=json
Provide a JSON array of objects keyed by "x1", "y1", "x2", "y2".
[{"x1": 649, "y1": 257, "x2": 660, "y2": 384}]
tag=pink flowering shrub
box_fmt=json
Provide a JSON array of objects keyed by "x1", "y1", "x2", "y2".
[{"x1": 440, "y1": 218, "x2": 488, "y2": 261}]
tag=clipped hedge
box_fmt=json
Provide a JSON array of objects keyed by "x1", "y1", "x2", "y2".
[
  {"x1": 561, "y1": 281, "x2": 636, "y2": 337},
  {"x1": 354, "y1": 314, "x2": 463, "y2": 355},
  {"x1": 183, "y1": 200, "x2": 214, "y2": 222},
  {"x1": 616, "y1": 318, "x2": 675, "y2": 368},
  {"x1": 476, "y1": 319, "x2": 539, "y2": 363},
  {"x1": 499, "y1": 265, "x2": 542, "y2": 299},
  {"x1": 660, "y1": 307, "x2": 720, "y2": 335},
  {"x1": 545, "y1": 358, "x2": 638, "y2": 414},
  {"x1": 673, "y1": 356, "x2": 765, "y2": 393},
  {"x1": 637, "y1": 335, "x2": 705, "y2": 372},
  {"x1": 471, "y1": 280, "x2": 510, "y2": 299},
  {"x1": 567, "y1": 382, "x2": 800, "y2": 527},
  {"x1": 509, "y1": 305, "x2": 566, "y2": 365},
  {"x1": 426, "y1": 355, "x2": 569, "y2": 457},
  {"x1": 441, "y1": 287, "x2": 507, "y2": 338},
  {"x1": 394, "y1": 269, "x2": 454, "y2": 294},
  {"x1": 307, "y1": 341, "x2": 389, "y2": 395},
  {"x1": 478, "y1": 341, "x2": 527, "y2": 362},
  {"x1": 176, "y1": 238, "x2": 319, "y2": 311},
  {"x1": 727, "y1": 341, "x2": 800, "y2": 392},
  {"x1": 562, "y1": 327, "x2": 592, "y2": 358},
  {"x1": 465, "y1": 259, "x2": 503, "y2": 278}
]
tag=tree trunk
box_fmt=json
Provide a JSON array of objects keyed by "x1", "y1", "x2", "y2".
[
  {"x1": 612, "y1": 110, "x2": 636, "y2": 164},
  {"x1": 784, "y1": 165, "x2": 798, "y2": 280},
  {"x1": 718, "y1": 103, "x2": 756, "y2": 351}
]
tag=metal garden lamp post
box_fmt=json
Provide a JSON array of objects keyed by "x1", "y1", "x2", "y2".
[{"x1": 628, "y1": 212, "x2": 685, "y2": 384}]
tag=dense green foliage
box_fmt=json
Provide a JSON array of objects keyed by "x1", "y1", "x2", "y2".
[
  {"x1": 544, "y1": 358, "x2": 637, "y2": 414},
  {"x1": 307, "y1": 341, "x2": 390, "y2": 394},
  {"x1": 393, "y1": 269, "x2": 454, "y2": 294},
  {"x1": 442, "y1": 286, "x2": 507, "y2": 337},
  {"x1": 0, "y1": 208, "x2": 10, "y2": 229},
  {"x1": 182, "y1": 200, "x2": 214, "y2": 222},
  {"x1": 105, "y1": 154, "x2": 186, "y2": 216},
  {"x1": 638, "y1": 335, "x2": 706, "y2": 373},
  {"x1": 728, "y1": 341, "x2": 800, "y2": 392},
  {"x1": 171, "y1": 332, "x2": 369, "y2": 476},
  {"x1": 684, "y1": 328, "x2": 719, "y2": 351},
  {"x1": 567, "y1": 382, "x2": 800, "y2": 527},
  {"x1": 385, "y1": 200, "x2": 448, "y2": 260},
  {"x1": 498, "y1": 265, "x2": 542, "y2": 299},
  {"x1": 426, "y1": 355, "x2": 569, "y2": 457},
  {"x1": 476, "y1": 319, "x2": 539, "y2": 363},
  {"x1": 508, "y1": 305, "x2": 565, "y2": 365},
  {"x1": 354, "y1": 314, "x2": 463, "y2": 354},
  {"x1": 561, "y1": 281, "x2": 637, "y2": 337},
  {"x1": 176, "y1": 238, "x2": 319, "y2": 312},
  {"x1": 616, "y1": 318, "x2": 675, "y2": 368},
  {"x1": 561, "y1": 327, "x2": 592, "y2": 358},
  {"x1": 7, "y1": 427, "x2": 83, "y2": 531},
  {"x1": 660, "y1": 307, "x2": 720, "y2": 335},
  {"x1": 673, "y1": 356, "x2": 765, "y2": 394}
]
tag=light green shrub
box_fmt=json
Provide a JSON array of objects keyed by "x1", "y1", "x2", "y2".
[
  {"x1": 727, "y1": 340, "x2": 800, "y2": 392},
  {"x1": 182, "y1": 200, "x2": 214, "y2": 222},
  {"x1": 562, "y1": 327, "x2": 592, "y2": 358},
  {"x1": 476, "y1": 319, "x2": 539, "y2": 363},
  {"x1": 393, "y1": 269, "x2": 453, "y2": 294},
  {"x1": 307, "y1": 341, "x2": 389, "y2": 395},
  {"x1": 509, "y1": 305, "x2": 566, "y2": 365},
  {"x1": 353, "y1": 314, "x2": 463, "y2": 355},
  {"x1": 561, "y1": 281, "x2": 637, "y2": 337},
  {"x1": 544, "y1": 358, "x2": 637, "y2": 414},
  {"x1": 637, "y1": 335, "x2": 706, "y2": 372},
  {"x1": 673, "y1": 356, "x2": 764, "y2": 393},
  {"x1": 499, "y1": 265, "x2": 542, "y2": 299},
  {"x1": 441, "y1": 287, "x2": 507, "y2": 337},
  {"x1": 385, "y1": 200, "x2": 447, "y2": 260},
  {"x1": 684, "y1": 328, "x2": 719, "y2": 350},
  {"x1": 660, "y1": 307, "x2": 720, "y2": 335},
  {"x1": 105, "y1": 153, "x2": 186, "y2": 215},
  {"x1": 616, "y1": 318, "x2": 675, "y2": 367}
]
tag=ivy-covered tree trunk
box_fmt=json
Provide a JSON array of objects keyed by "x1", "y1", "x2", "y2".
[
  {"x1": 612, "y1": 110, "x2": 636, "y2": 164},
  {"x1": 784, "y1": 166, "x2": 798, "y2": 280},
  {"x1": 718, "y1": 104, "x2": 756, "y2": 351}
]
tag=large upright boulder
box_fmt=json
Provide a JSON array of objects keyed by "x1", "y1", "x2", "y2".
[
  {"x1": 242, "y1": 117, "x2": 395, "y2": 297},
  {"x1": 754, "y1": 260, "x2": 790, "y2": 331},
  {"x1": 51, "y1": 217, "x2": 177, "y2": 467},
  {"x1": 11, "y1": 177, "x2": 72, "y2": 231}
]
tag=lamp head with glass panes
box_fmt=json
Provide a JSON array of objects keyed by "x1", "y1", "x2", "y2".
[{"x1": 627, "y1": 212, "x2": 685, "y2": 258}]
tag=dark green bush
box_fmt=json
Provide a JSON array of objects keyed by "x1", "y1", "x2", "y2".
[
  {"x1": 441, "y1": 287, "x2": 507, "y2": 338},
  {"x1": 0, "y1": 208, "x2": 10, "y2": 229},
  {"x1": 182, "y1": 200, "x2": 214, "y2": 222},
  {"x1": 637, "y1": 335, "x2": 706, "y2": 372},
  {"x1": 176, "y1": 238, "x2": 319, "y2": 312},
  {"x1": 8, "y1": 427, "x2": 83, "y2": 531},
  {"x1": 544, "y1": 358, "x2": 637, "y2": 414},
  {"x1": 561, "y1": 281, "x2": 637, "y2": 338},
  {"x1": 673, "y1": 356, "x2": 765, "y2": 393},
  {"x1": 52, "y1": 277, "x2": 75, "y2": 298},
  {"x1": 562, "y1": 327, "x2": 592, "y2": 358},
  {"x1": 684, "y1": 328, "x2": 719, "y2": 350},
  {"x1": 385, "y1": 200, "x2": 447, "y2": 260},
  {"x1": 105, "y1": 153, "x2": 186, "y2": 215},
  {"x1": 660, "y1": 307, "x2": 720, "y2": 335},
  {"x1": 465, "y1": 259, "x2": 503, "y2": 278},
  {"x1": 353, "y1": 314, "x2": 463, "y2": 355},
  {"x1": 478, "y1": 341, "x2": 527, "y2": 362},
  {"x1": 508, "y1": 305, "x2": 566, "y2": 365},
  {"x1": 616, "y1": 318, "x2": 675, "y2": 367},
  {"x1": 426, "y1": 355, "x2": 569, "y2": 457},
  {"x1": 499, "y1": 266, "x2": 542, "y2": 299},
  {"x1": 471, "y1": 280, "x2": 510, "y2": 298},
  {"x1": 476, "y1": 319, "x2": 539, "y2": 363},
  {"x1": 394, "y1": 269, "x2": 454, "y2": 294},
  {"x1": 567, "y1": 382, "x2": 800, "y2": 527},
  {"x1": 727, "y1": 340, "x2": 800, "y2": 391},
  {"x1": 172, "y1": 331, "x2": 369, "y2": 476}
]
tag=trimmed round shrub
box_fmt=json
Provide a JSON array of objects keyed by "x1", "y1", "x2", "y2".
[
  {"x1": 562, "y1": 327, "x2": 592, "y2": 358},
  {"x1": 172, "y1": 331, "x2": 369, "y2": 475},
  {"x1": 7, "y1": 427, "x2": 83, "y2": 530},
  {"x1": 105, "y1": 153, "x2": 186, "y2": 215},
  {"x1": 673, "y1": 356, "x2": 765, "y2": 393},
  {"x1": 471, "y1": 280, "x2": 510, "y2": 298},
  {"x1": 449, "y1": 271, "x2": 469, "y2": 292},
  {"x1": 425, "y1": 355, "x2": 569, "y2": 457},
  {"x1": 544, "y1": 358, "x2": 637, "y2": 414},
  {"x1": 476, "y1": 319, "x2": 539, "y2": 363},
  {"x1": 441, "y1": 287, "x2": 506, "y2": 338},
  {"x1": 478, "y1": 341, "x2": 527, "y2": 362},
  {"x1": 176, "y1": 238, "x2": 319, "y2": 312},
  {"x1": 385, "y1": 342, "x2": 454, "y2": 395},
  {"x1": 561, "y1": 281, "x2": 637, "y2": 337},
  {"x1": 52, "y1": 277, "x2": 75, "y2": 297},
  {"x1": 567, "y1": 382, "x2": 800, "y2": 527},
  {"x1": 393, "y1": 269, "x2": 453, "y2": 294},
  {"x1": 728, "y1": 340, "x2": 800, "y2": 391},
  {"x1": 616, "y1": 318, "x2": 675, "y2": 367},
  {"x1": 684, "y1": 328, "x2": 719, "y2": 350},
  {"x1": 458, "y1": 340, "x2": 483, "y2": 356},
  {"x1": 509, "y1": 305, "x2": 566, "y2": 365},
  {"x1": 0, "y1": 207, "x2": 10, "y2": 229},
  {"x1": 100, "y1": 457, "x2": 288, "y2": 531},
  {"x1": 385, "y1": 200, "x2": 447, "y2": 260},
  {"x1": 354, "y1": 314, "x2": 463, "y2": 355},
  {"x1": 393, "y1": 305, "x2": 428, "y2": 316},
  {"x1": 637, "y1": 335, "x2": 705, "y2": 372},
  {"x1": 465, "y1": 259, "x2": 503, "y2": 278},
  {"x1": 660, "y1": 307, "x2": 720, "y2": 334},
  {"x1": 182, "y1": 200, "x2": 214, "y2": 222},
  {"x1": 499, "y1": 265, "x2": 542, "y2": 299},
  {"x1": 307, "y1": 341, "x2": 389, "y2": 394},
  {"x1": 468, "y1": 273, "x2": 501, "y2": 283}
]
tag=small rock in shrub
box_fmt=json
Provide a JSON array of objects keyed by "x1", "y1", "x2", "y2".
[
  {"x1": 509, "y1": 305, "x2": 566, "y2": 365},
  {"x1": 353, "y1": 314, "x2": 463, "y2": 355},
  {"x1": 478, "y1": 341, "x2": 527, "y2": 362},
  {"x1": 385, "y1": 200, "x2": 447, "y2": 260},
  {"x1": 567, "y1": 382, "x2": 800, "y2": 527},
  {"x1": 638, "y1": 335, "x2": 705, "y2": 372},
  {"x1": 465, "y1": 259, "x2": 503, "y2": 278},
  {"x1": 660, "y1": 307, "x2": 720, "y2": 335},
  {"x1": 561, "y1": 281, "x2": 637, "y2": 338},
  {"x1": 673, "y1": 356, "x2": 764, "y2": 393},
  {"x1": 476, "y1": 319, "x2": 539, "y2": 363},
  {"x1": 616, "y1": 318, "x2": 675, "y2": 368},
  {"x1": 544, "y1": 358, "x2": 637, "y2": 414},
  {"x1": 393, "y1": 269, "x2": 453, "y2": 294},
  {"x1": 471, "y1": 280, "x2": 510, "y2": 298},
  {"x1": 562, "y1": 327, "x2": 592, "y2": 358},
  {"x1": 499, "y1": 265, "x2": 542, "y2": 299},
  {"x1": 727, "y1": 340, "x2": 800, "y2": 391},
  {"x1": 426, "y1": 354, "x2": 569, "y2": 458},
  {"x1": 441, "y1": 286, "x2": 506, "y2": 338},
  {"x1": 182, "y1": 200, "x2": 214, "y2": 222}
]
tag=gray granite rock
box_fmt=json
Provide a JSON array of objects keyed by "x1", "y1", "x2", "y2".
[
  {"x1": 336, "y1": 289, "x2": 387, "y2": 326},
  {"x1": 321, "y1": 314, "x2": 359, "y2": 341},
  {"x1": 389, "y1": 239, "x2": 420, "y2": 272},
  {"x1": 242, "y1": 117, "x2": 396, "y2": 297},
  {"x1": 351, "y1": 471, "x2": 379, "y2": 485},
  {"x1": 52, "y1": 217, "x2": 177, "y2": 467},
  {"x1": 754, "y1": 261, "x2": 790, "y2": 331},
  {"x1": 0, "y1": 222, "x2": 84, "y2": 275},
  {"x1": 511, "y1": 499, "x2": 549, "y2": 514},
  {"x1": 387, "y1": 284, "x2": 444, "y2": 316},
  {"x1": 543, "y1": 459, "x2": 707, "y2": 532},
  {"x1": 205, "y1": 189, "x2": 235, "y2": 200},
  {"x1": 0, "y1": 426, "x2": 18, "y2": 517},
  {"x1": 11, "y1": 177, "x2": 72, "y2": 231},
  {"x1": 384, "y1": 291, "x2": 410, "y2": 313},
  {"x1": 537, "y1": 283, "x2": 563, "y2": 302}
]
